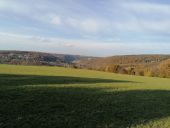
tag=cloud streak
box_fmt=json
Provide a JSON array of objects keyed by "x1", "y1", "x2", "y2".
[
  {"x1": 123, "y1": 2, "x2": 170, "y2": 15},
  {"x1": 0, "y1": 0, "x2": 170, "y2": 56},
  {"x1": 0, "y1": 32, "x2": 170, "y2": 56}
]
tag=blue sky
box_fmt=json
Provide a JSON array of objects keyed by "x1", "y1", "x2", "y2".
[{"x1": 0, "y1": 0, "x2": 170, "y2": 56}]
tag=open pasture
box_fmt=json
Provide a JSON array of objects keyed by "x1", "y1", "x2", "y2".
[{"x1": 0, "y1": 64, "x2": 170, "y2": 128}]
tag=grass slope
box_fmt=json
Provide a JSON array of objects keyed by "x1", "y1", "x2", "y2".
[{"x1": 0, "y1": 64, "x2": 170, "y2": 128}]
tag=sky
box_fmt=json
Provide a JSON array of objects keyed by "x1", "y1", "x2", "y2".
[{"x1": 0, "y1": 0, "x2": 170, "y2": 56}]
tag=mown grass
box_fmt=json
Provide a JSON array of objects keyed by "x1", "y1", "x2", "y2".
[{"x1": 1, "y1": 64, "x2": 170, "y2": 128}]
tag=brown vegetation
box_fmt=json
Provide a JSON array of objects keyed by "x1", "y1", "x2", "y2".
[{"x1": 74, "y1": 55, "x2": 170, "y2": 78}]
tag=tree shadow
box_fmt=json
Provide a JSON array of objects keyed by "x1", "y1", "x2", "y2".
[
  {"x1": 0, "y1": 74, "x2": 132, "y2": 86},
  {"x1": 1, "y1": 85, "x2": 170, "y2": 128},
  {"x1": 0, "y1": 74, "x2": 169, "y2": 127}
]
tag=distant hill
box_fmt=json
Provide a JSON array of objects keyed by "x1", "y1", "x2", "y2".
[
  {"x1": 74, "y1": 55, "x2": 170, "y2": 69},
  {"x1": 0, "y1": 50, "x2": 95, "y2": 67},
  {"x1": 1, "y1": 50, "x2": 170, "y2": 78},
  {"x1": 74, "y1": 55, "x2": 170, "y2": 78}
]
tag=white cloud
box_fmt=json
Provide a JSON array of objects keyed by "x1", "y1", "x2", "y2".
[
  {"x1": 110, "y1": 20, "x2": 170, "y2": 33},
  {"x1": 50, "y1": 15, "x2": 62, "y2": 26},
  {"x1": 67, "y1": 18, "x2": 78, "y2": 28},
  {"x1": 0, "y1": 0, "x2": 31, "y2": 14},
  {"x1": 66, "y1": 18, "x2": 106, "y2": 33},
  {"x1": 1, "y1": 0, "x2": 170, "y2": 56},
  {"x1": 81, "y1": 19, "x2": 100, "y2": 32},
  {"x1": 0, "y1": 32, "x2": 170, "y2": 56},
  {"x1": 2, "y1": 0, "x2": 170, "y2": 34},
  {"x1": 64, "y1": 16, "x2": 170, "y2": 34},
  {"x1": 123, "y1": 2, "x2": 170, "y2": 14}
]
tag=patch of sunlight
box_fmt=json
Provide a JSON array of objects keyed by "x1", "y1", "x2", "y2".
[
  {"x1": 21, "y1": 83, "x2": 132, "y2": 91},
  {"x1": 131, "y1": 117, "x2": 170, "y2": 128}
]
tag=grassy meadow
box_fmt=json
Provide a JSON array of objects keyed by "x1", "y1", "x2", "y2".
[{"x1": 1, "y1": 64, "x2": 170, "y2": 128}]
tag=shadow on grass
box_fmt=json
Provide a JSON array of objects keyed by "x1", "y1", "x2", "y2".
[
  {"x1": 0, "y1": 74, "x2": 132, "y2": 86},
  {"x1": 0, "y1": 74, "x2": 170, "y2": 128}
]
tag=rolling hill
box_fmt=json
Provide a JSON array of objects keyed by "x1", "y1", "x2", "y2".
[
  {"x1": 1, "y1": 50, "x2": 170, "y2": 78},
  {"x1": 0, "y1": 50, "x2": 95, "y2": 67},
  {"x1": 74, "y1": 55, "x2": 170, "y2": 78}
]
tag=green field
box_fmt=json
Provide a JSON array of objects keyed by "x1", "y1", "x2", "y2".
[{"x1": 1, "y1": 64, "x2": 170, "y2": 128}]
